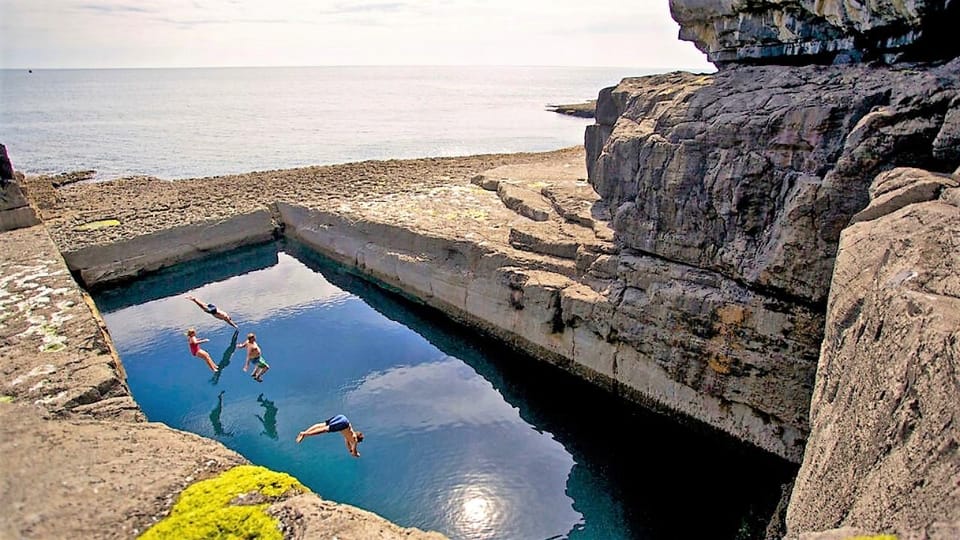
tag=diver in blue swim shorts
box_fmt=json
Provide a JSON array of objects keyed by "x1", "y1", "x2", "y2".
[
  {"x1": 186, "y1": 295, "x2": 239, "y2": 328},
  {"x1": 296, "y1": 414, "x2": 365, "y2": 457}
]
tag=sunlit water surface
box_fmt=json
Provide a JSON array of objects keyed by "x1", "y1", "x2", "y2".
[{"x1": 95, "y1": 242, "x2": 794, "y2": 540}]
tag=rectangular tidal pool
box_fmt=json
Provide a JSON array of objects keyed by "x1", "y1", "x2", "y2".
[{"x1": 94, "y1": 241, "x2": 795, "y2": 540}]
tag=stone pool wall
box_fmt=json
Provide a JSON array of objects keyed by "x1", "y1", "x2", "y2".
[
  {"x1": 0, "y1": 222, "x2": 446, "y2": 539},
  {"x1": 23, "y1": 145, "x2": 810, "y2": 463}
]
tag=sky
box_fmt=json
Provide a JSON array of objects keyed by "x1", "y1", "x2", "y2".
[{"x1": 0, "y1": 0, "x2": 713, "y2": 70}]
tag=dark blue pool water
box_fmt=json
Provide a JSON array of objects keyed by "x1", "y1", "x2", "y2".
[{"x1": 94, "y1": 241, "x2": 795, "y2": 540}]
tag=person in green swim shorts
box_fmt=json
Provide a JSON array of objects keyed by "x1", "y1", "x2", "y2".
[{"x1": 237, "y1": 332, "x2": 270, "y2": 382}]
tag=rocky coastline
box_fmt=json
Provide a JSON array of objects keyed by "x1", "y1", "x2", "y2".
[
  {"x1": 546, "y1": 100, "x2": 596, "y2": 118},
  {"x1": 2, "y1": 1, "x2": 959, "y2": 538}
]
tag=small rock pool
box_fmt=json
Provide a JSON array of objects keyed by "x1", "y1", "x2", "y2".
[{"x1": 94, "y1": 240, "x2": 795, "y2": 540}]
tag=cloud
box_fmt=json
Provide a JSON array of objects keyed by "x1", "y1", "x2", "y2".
[
  {"x1": 0, "y1": 0, "x2": 713, "y2": 69},
  {"x1": 74, "y1": 3, "x2": 157, "y2": 14},
  {"x1": 346, "y1": 358, "x2": 525, "y2": 434},
  {"x1": 332, "y1": 2, "x2": 409, "y2": 14},
  {"x1": 152, "y1": 16, "x2": 292, "y2": 27}
]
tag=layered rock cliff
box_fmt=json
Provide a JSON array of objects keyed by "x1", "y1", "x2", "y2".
[
  {"x1": 669, "y1": 0, "x2": 960, "y2": 66},
  {"x1": 586, "y1": 1, "x2": 960, "y2": 536},
  {"x1": 785, "y1": 165, "x2": 960, "y2": 538},
  {"x1": 584, "y1": 58, "x2": 960, "y2": 464}
]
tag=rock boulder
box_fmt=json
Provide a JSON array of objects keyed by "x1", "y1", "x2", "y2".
[
  {"x1": 0, "y1": 144, "x2": 40, "y2": 231},
  {"x1": 785, "y1": 166, "x2": 960, "y2": 538}
]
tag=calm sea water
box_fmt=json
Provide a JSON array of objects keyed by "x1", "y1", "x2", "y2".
[
  {"x1": 95, "y1": 241, "x2": 794, "y2": 540},
  {"x1": 0, "y1": 65, "x2": 656, "y2": 180}
]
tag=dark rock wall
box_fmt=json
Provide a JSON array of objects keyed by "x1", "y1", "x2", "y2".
[
  {"x1": 588, "y1": 60, "x2": 960, "y2": 306},
  {"x1": 586, "y1": 4, "x2": 960, "y2": 529},
  {"x1": 582, "y1": 58, "x2": 959, "y2": 463},
  {"x1": 668, "y1": 0, "x2": 960, "y2": 66}
]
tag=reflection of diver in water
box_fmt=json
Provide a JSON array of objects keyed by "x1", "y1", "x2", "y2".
[
  {"x1": 255, "y1": 393, "x2": 278, "y2": 440},
  {"x1": 211, "y1": 330, "x2": 240, "y2": 385},
  {"x1": 209, "y1": 390, "x2": 232, "y2": 437}
]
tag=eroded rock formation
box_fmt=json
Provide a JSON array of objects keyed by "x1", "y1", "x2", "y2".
[
  {"x1": 0, "y1": 143, "x2": 15, "y2": 181},
  {"x1": 786, "y1": 166, "x2": 960, "y2": 538},
  {"x1": 0, "y1": 144, "x2": 41, "y2": 231},
  {"x1": 589, "y1": 61, "x2": 960, "y2": 305},
  {"x1": 660, "y1": 1, "x2": 960, "y2": 537},
  {"x1": 669, "y1": 0, "x2": 960, "y2": 66},
  {"x1": 584, "y1": 58, "x2": 960, "y2": 463}
]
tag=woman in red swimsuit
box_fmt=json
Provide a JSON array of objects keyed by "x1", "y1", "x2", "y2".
[{"x1": 186, "y1": 328, "x2": 218, "y2": 372}]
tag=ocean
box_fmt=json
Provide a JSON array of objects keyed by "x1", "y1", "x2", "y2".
[{"x1": 0, "y1": 65, "x2": 659, "y2": 180}]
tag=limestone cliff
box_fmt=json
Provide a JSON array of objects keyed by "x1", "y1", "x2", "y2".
[
  {"x1": 586, "y1": 2, "x2": 960, "y2": 535},
  {"x1": 785, "y1": 166, "x2": 960, "y2": 538},
  {"x1": 584, "y1": 58, "x2": 960, "y2": 463},
  {"x1": 668, "y1": 0, "x2": 960, "y2": 66}
]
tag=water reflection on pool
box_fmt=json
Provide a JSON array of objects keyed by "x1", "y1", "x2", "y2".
[{"x1": 95, "y1": 241, "x2": 794, "y2": 540}]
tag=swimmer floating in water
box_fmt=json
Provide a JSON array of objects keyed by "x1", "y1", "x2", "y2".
[
  {"x1": 186, "y1": 295, "x2": 238, "y2": 329},
  {"x1": 296, "y1": 414, "x2": 364, "y2": 457},
  {"x1": 185, "y1": 328, "x2": 218, "y2": 373}
]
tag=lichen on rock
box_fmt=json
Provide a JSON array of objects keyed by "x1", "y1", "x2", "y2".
[
  {"x1": 139, "y1": 465, "x2": 308, "y2": 540},
  {"x1": 77, "y1": 218, "x2": 121, "y2": 231}
]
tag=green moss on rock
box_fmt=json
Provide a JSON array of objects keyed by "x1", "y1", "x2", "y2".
[
  {"x1": 77, "y1": 219, "x2": 121, "y2": 231},
  {"x1": 140, "y1": 465, "x2": 308, "y2": 539}
]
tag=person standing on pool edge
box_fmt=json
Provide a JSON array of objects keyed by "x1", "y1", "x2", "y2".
[
  {"x1": 296, "y1": 415, "x2": 364, "y2": 457},
  {"x1": 186, "y1": 328, "x2": 218, "y2": 372},
  {"x1": 237, "y1": 332, "x2": 270, "y2": 382},
  {"x1": 186, "y1": 295, "x2": 239, "y2": 329}
]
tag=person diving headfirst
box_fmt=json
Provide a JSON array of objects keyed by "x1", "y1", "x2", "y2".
[
  {"x1": 296, "y1": 415, "x2": 364, "y2": 457},
  {"x1": 186, "y1": 295, "x2": 239, "y2": 329}
]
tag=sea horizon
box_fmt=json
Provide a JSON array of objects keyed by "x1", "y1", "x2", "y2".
[
  {"x1": 0, "y1": 65, "x2": 699, "y2": 181},
  {"x1": 1, "y1": 63, "x2": 712, "y2": 71}
]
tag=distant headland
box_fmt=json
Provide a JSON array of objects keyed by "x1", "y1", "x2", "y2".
[{"x1": 545, "y1": 100, "x2": 595, "y2": 119}]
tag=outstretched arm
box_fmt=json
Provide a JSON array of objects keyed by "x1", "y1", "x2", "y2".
[
  {"x1": 186, "y1": 296, "x2": 206, "y2": 310},
  {"x1": 222, "y1": 314, "x2": 239, "y2": 329},
  {"x1": 346, "y1": 437, "x2": 360, "y2": 457}
]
